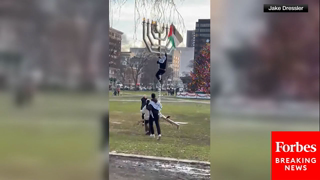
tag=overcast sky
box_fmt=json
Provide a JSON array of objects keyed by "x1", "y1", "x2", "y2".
[{"x1": 110, "y1": 0, "x2": 210, "y2": 51}]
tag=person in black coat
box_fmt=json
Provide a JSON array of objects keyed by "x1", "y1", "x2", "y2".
[
  {"x1": 155, "y1": 53, "x2": 167, "y2": 84},
  {"x1": 147, "y1": 93, "x2": 162, "y2": 140},
  {"x1": 140, "y1": 95, "x2": 148, "y2": 125},
  {"x1": 141, "y1": 95, "x2": 147, "y2": 110},
  {"x1": 140, "y1": 99, "x2": 150, "y2": 135}
]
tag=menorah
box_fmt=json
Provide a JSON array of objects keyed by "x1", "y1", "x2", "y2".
[{"x1": 142, "y1": 18, "x2": 174, "y2": 55}]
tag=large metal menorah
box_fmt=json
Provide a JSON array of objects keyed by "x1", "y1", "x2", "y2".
[{"x1": 142, "y1": 18, "x2": 174, "y2": 55}]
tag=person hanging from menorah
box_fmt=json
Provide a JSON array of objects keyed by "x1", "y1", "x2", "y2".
[
  {"x1": 154, "y1": 23, "x2": 182, "y2": 84},
  {"x1": 155, "y1": 52, "x2": 167, "y2": 85}
]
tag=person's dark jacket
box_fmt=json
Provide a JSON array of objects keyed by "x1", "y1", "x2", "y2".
[
  {"x1": 141, "y1": 97, "x2": 147, "y2": 110},
  {"x1": 157, "y1": 53, "x2": 167, "y2": 70}
]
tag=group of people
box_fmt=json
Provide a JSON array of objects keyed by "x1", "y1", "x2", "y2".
[
  {"x1": 138, "y1": 52, "x2": 168, "y2": 140},
  {"x1": 113, "y1": 86, "x2": 120, "y2": 96},
  {"x1": 167, "y1": 88, "x2": 180, "y2": 96},
  {"x1": 140, "y1": 93, "x2": 163, "y2": 140}
]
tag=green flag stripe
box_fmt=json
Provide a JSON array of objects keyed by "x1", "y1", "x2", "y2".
[{"x1": 169, "y1": 36, "x2": 176, "y2": 48}]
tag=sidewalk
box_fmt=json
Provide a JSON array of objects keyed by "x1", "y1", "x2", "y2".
[{"x1": 109, "y1": 152, "x2": 210, "y2": 180}]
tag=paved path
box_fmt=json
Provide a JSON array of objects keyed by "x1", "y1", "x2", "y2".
[{"x1": 109, "y1": 155, "x2": 210, "y2": 180}]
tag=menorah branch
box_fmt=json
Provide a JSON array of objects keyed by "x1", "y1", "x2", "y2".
[{"x1": 142, "y1": 18, "x2": 177, "y2": 55}]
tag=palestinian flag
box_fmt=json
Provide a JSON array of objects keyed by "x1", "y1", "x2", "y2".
[{"x1": 168, "y1": 24, "x2": 183, "y2": 48}]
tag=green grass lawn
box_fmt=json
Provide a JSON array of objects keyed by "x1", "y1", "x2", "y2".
[
  {"x1": 109, "y1": 94, "x2": 210, "y2": 161},
  {"x1": 0, "y1": 92, "x2": 104, "y2": 180},
  {"x1": 1, "y1": 91, "x2": 317, "y2": 180}
]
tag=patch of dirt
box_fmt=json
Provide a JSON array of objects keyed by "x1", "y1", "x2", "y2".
[{"x1": 109, "y1": 155, "x2": 210, "y2": 180}]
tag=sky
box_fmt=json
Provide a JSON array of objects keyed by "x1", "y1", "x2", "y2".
[{"x1": 110, "y1": 0, "x2": 210, "y2": 51}]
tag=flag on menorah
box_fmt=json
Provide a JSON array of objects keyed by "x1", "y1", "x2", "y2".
[{"x1": 168, "y1": 25, "x2": 183, "y2": 48}]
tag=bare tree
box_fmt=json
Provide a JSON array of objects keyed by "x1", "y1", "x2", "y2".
[
  {"x1": 181, "y1": 74, "x2": 192, "y2": 84},
  {"x1": 110, "y1": 0, "x2": 185, "y2": 45},
  {"x1": 117, "y1": 63, "x2": 127, "y2": 84},
  {"x1": 140, "y1": 55, "x2": 158, "y2": 88},
  {"x1": 109, "y1": 43, "x2": 118, "y2": 67},
  {"x1": 124, "y1": 50, "x2": 156, "y2": 89},
  {"x1": 188, "y1": 59, "x2": 194, "y2": 69},
  {"x1": 110, "y1": 0, "x2": 186, "y2": 90}
]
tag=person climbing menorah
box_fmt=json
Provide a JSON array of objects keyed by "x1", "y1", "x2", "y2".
[
  {"x1": 142, "y1": 18, "x2": 183, "y2": 101},
  {"x1": 155, "y1": 52, "x2": 167, "y2": 85}
]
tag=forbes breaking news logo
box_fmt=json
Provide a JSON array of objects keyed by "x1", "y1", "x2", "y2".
[
  {"x1": 271, "y1": 132, "x2": 320, "y2": 180},
  {"x1": 275, "y1": 142, "x2": 317, "y2": 171}
]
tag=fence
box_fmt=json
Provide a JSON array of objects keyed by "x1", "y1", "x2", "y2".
[{"x1": 176, "y1": 92, "x2": 210, "y2": 100}]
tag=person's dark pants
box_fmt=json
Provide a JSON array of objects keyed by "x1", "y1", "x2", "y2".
[
  {"x1": 156, "y1": 69, "x2": 165, "y2": 81},
  {"x1": 142, "y1": 113, "x2": 149, "y2": 133},
  {"x1": 149, "y1": 116, "x2": 161, "y2": 135},
  {"x1": 145, "y1": 120, "x2": 149, "y2": 133}
]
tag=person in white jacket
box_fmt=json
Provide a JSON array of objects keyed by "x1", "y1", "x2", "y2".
[{"x1": 140, "y1": 99, "x2": 150, "y2": 135}]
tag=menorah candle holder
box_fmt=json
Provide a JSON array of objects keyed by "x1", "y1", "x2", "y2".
[{"x1": 142, "y1": 18, "x2": 174, "y2": 55}]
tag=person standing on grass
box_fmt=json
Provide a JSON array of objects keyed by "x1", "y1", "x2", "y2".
[
  {"x1": 140, "y1": 95, "x2": 147, "y2": 126},
  {"x1": 147, "y1": 93, "x2": 162, "y2": 140},
  {"x1": 117, "y1": 86, "x2": 120, "y2": 96},
  {"x1": 140, "y1": 99, "x2": 150, "y2": 135},
  {"x1": 141, "y1": 95, "x2": 147, "y2": 110},
  {"x1": 113, "y1": 88, "x2": 117, "y2": 96}
]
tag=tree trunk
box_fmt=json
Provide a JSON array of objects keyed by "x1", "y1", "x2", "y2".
[{"x1": 134, "y1": 74, "x2": 139, "y2": 90}]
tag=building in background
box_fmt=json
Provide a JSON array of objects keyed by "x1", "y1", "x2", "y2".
[
  {"x1": 118, "y1": 51, "x2": 137, "y2": 86},
  {"x1": 129, "y1": 47, "x2": 145, "y2": 56},
  {"x1": 194, "y1": 19, "x2": 210, "y2": 61},
  {"x1": 186, "y1": 30, "x2": 195, "y2": 47},
  {"x1": 130, "y1": 47, "x2": 174, "y2": 64},
  {"x1": 109, "y1": 27, "x2": 123, "y2": 88},
  {"x1": 176, "y1": 47, "x2": 194, "y2": 77},
  {"x1": 171, "y1": 50, "x2": 181, "y2": 79},
  {"x1": 109, "y1": 28, "x2": 123, "y2": 67},
  {"x1": 120, "y1": 51, "x2": 131, "y2": 66}
]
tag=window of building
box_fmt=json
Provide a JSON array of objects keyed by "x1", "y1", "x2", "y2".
[
  {"x1": 200, "y1": 23, "x2": 210, "y2": 27},
  {"x1": 200, "y1": 33, "x2": 210, "y2": 37},
  {"x1": 200, "y1": 29, "x2": 210, "y2": 32}
]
